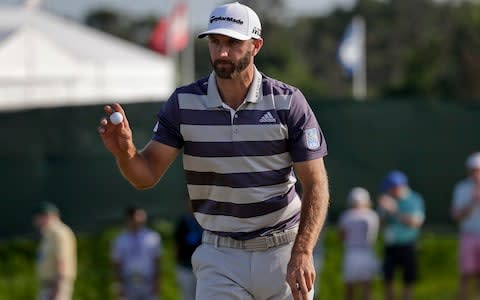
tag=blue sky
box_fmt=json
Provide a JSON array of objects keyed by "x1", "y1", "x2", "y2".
[{"x1": 0, "y1": 0, "x2": 357, "y2": 30}]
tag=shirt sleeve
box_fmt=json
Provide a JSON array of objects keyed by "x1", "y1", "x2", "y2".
[
  {"x1": 413, "y1": 194, "x2": 426, "y2": 222},
  {"x1": 287, "y1": 89, "x2": 327, "y2": 162},
  {"x1": 111, "y1": 236, "x2": 122, "y2": 262},
  {"x1": 151, "y1": 91, "x2": 184, "y2": 149},
  {"x1": 54, "y1": 230, "x2": 70, "y2": 263},
  {"x1": 452, "y1": 181, "x2": 469, "y2": 210},
  {"x1": 369, "y1": 211, "x2": 380, "y2": 241}
]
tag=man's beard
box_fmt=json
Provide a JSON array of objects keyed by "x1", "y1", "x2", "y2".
[{"x1": 212, "y1": 51, "x2": 252, "y2": 79}]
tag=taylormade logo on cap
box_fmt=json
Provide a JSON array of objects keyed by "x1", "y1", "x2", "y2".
[
  {"x1": 198, "y1": 2, "x2": 262, "y2": 41},
  {"x1": 210, "y1": 16, "x2": 244, "y2": 25}
]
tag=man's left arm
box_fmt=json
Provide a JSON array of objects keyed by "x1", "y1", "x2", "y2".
[
  {"x1": 287, "y1": 157, "x2": 329, "y2": 300},
  {"x1": 393, "y1": 195, "x2": 425, "y2": 229},
  {"x1": 52, "y1": 231, "x2": 72, "y2": 299},
  {"x1": 392, "y1": 211, "x2": 424, "y2": 228}
]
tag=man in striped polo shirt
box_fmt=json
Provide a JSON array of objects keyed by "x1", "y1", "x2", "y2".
[{"x1": 99, "y1": 2, "x2": 329, "y2": 300}]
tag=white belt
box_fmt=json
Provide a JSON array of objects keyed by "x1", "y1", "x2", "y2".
[{"x1": 202, "y1": 228, "x2": 298, "y2": 251}]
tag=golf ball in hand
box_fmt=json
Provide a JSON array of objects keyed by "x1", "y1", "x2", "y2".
[{"x1": 110, "y1": 112, "x2": 123, "y2": 125}]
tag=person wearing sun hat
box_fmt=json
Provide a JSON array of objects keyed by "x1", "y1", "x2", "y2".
[
  {"x1": 451, "y1": 152, "x2": 480, "y2": 300},
  {"x1": 338, "y1": 187, "x2": 379, "y2": 300},
  {"x1": 377, "y1": 170, "x2": 425, "y2": 300},
  {"x1": 33, "y1": 202, "x2": 77, "y2": 300}
]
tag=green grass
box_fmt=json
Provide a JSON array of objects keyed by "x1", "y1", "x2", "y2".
[
  {"x1": 317, "y1": 229, "x2": 459, "y2": 300},
  {"x1": 0, "y1": 223, "x2": 459, "y2": 300}
]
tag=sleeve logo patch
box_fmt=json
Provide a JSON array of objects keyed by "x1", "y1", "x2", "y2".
[
  {"x1": 305, "y1": 128, "x2": 320, "y2": 150},
  {"x1": 153, "y1": 121, "x2": 159, "y2": 132}
]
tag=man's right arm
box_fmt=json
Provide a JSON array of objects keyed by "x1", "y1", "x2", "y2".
[
  {"x1": 116, "y1": 141, "x2": 179, "y2": 190},
  {"x1": 451, "y1": 183, "x2": 479, "y2": 221},
  {"x1": 99, "y1": 103, "x2": 180, "y2": 190},
  {"x1": 452, "y1": 201, "x2": 475, "y2": 221}
]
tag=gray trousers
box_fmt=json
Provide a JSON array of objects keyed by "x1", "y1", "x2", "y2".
[{"x1": 192, "y1": 242, "x2": 314, "y2": 300}]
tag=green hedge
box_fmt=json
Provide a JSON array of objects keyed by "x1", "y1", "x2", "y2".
[
  {"x1": 0, "y1": 222, "x2": 459, "y2": 300},
  {"x1": 0, "y1": 220, "x2": 179, "y2": 300},
  {"x1": 317, "y1": 229, "x2": 458, "y2": 300}
]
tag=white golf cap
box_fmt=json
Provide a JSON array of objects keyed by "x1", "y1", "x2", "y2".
[
  {"x1": 198, "y1": 2, "x2": 262, "y2": 40},
  {"x1": 466, "y1": 152, "x2": 480, "y2": 170},
  {"x1": 347, "y1": 187, "x2": 371, "y2": 207}
]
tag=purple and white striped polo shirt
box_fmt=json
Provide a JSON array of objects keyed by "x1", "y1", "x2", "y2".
[{"x1": 152, "y1": 67, "x2": 327, "y2": 240}]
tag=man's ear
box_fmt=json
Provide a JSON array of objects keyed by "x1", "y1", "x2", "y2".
[{"x1": 252, "y1": 38, "x2": 263, "y2": 56}]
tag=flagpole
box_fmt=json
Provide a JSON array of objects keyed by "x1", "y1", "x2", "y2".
[
  {"x1": 166, "y1": 1, "x2": 178, "y2": 83},
  {"x1": 352, "y1": 16, "x2": 366, "y2": 101},
  {"x1": 166, "y1": 0, "x2": 192, "y2": 85},
  {"x1": 180, "y1": 4, "x2": 195, "y2": 84}
]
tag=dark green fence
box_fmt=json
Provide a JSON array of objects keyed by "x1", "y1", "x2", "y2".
[
  {"x1": 312, "y1": 99, "x2": 480, "y2": 225},
  {"x1": 1, "y1": 99, "x2": 479, "y2": 237}
]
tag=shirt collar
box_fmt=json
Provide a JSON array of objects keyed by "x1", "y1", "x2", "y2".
[{"x1": 206, "y1": 66, "x2": 263, "y2": 108}]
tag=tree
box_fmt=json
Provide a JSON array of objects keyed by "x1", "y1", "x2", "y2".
[{"x1": 84, "y1": 1, "x2": 480, "y2": 100}]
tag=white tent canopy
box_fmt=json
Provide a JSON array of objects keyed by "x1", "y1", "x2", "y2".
[{"x1": 0, "y1": 5, "x2": 175, "y2": 111}]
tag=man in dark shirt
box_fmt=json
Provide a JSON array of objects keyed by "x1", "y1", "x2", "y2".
[{"x1": 174, "y1": 212, "x2": 203, "y2": 300}]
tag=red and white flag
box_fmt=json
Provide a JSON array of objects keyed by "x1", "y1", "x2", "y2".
[{"x1": 149, "y1": 2, "x2": 189, "y2": 55}]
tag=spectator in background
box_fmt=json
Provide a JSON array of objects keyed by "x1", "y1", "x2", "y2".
[
  {"x1": 338, "y1": 187, "x2": 379, "y2": 300},
  {"x1": 378, "y1": 171, "x2": 425, "y2": 300},
  {"x1": 174, "y1": 207, "x2": 203, "y2": 300},
  {"x1": 112, "y1": 205, "x2": 162, "y2": 300},
  {"x1": 33, "y1": 201, "x2": 77, "y2": 300},
  {"x1": 451, "y1": 152, "x2": 480, "y2": 300}
]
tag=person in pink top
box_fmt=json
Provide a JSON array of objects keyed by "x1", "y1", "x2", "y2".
[{"x1": 451, "y1": 152, "x2": 480, "y2": 300}]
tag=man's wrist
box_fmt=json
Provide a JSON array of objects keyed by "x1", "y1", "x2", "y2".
[
  {"x1": 116, "y1": 147, "x2": 137, "y2": 162},
  {"x1": 291, "y1": 246, "x2": 313, "y2": 257}
]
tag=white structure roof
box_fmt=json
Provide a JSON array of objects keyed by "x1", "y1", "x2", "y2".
[{"x1": 0, "y1": 5, "x2": 175, "y2": 111}]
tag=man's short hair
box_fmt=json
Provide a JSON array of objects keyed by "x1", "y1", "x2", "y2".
[{"x1": 125, "y1": 204, "x2": 143, "y2": 218}]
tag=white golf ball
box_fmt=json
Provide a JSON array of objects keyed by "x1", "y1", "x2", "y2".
[{"x1": 110, "y1": 112, "x2": 123, "y2": 125}]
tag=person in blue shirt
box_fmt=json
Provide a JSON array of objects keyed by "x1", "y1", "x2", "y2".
[
  {"x1": 377, "y1": 170, "x2": 425, "y2": 300},
  {"x1": 174, "y1": 207, "x2": 203, "y2": 300}
]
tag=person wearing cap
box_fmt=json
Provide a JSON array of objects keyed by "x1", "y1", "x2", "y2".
[
  {"x1": 338, "y1": 187, "x2": 379, "y2": 300},
  {"x1": 33, "y1": 202, "x2": 77, "y2": 300},
  {"x1": 111, "y1": 205, "x2": 162, "y2": 300},
  {"x1": 98, "y1": 2, "x2": 329, "y2": 300},
  {"x1": 451, "y1": 152, "x2": 480, "y2": 300},
  {"x1": 377, "y1": 170, "x2": 425, "y2": 300}
]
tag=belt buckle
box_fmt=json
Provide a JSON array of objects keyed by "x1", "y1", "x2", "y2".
[{"x1": 265, "y1": 235, "x2": 276, "y2": 249}]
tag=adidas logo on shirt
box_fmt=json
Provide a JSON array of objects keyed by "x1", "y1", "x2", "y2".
[{"x1": 259, "y1": 112, "x2": 276, "y2": 123}]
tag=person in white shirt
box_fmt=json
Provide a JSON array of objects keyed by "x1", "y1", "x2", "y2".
[{"x1": 338, "y1": 187, "x2": 379, "y2": 300}]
